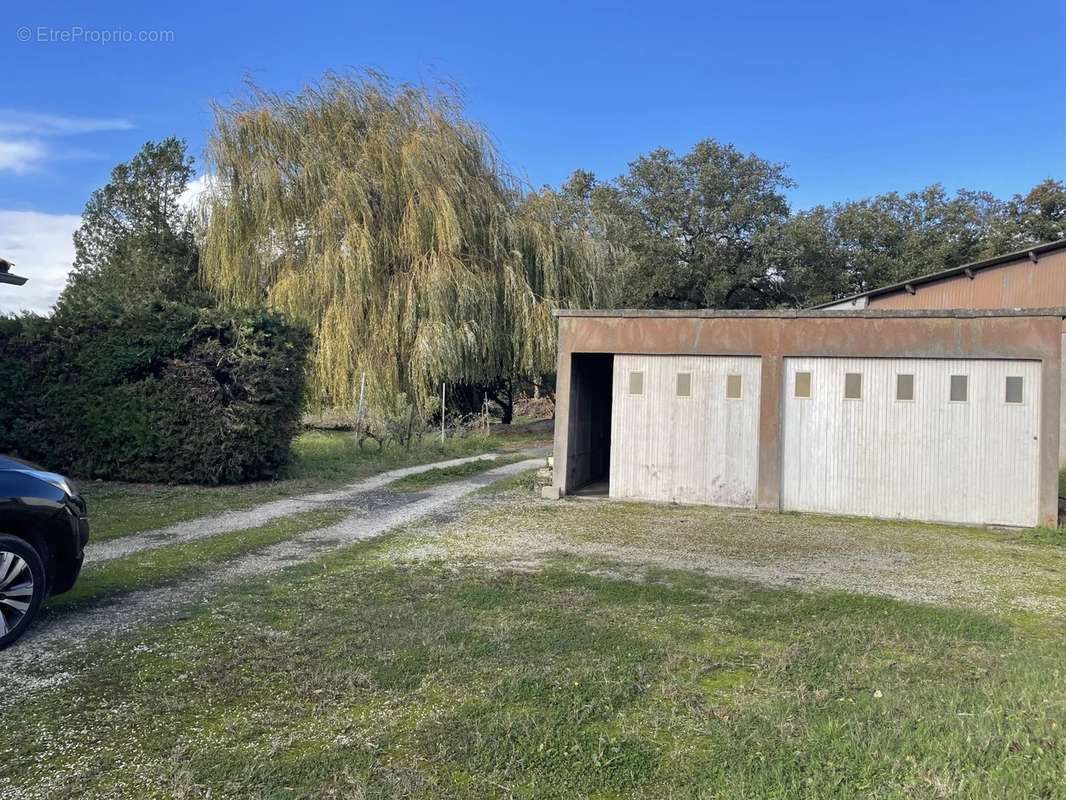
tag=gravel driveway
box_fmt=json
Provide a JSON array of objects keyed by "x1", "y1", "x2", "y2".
[
  {"x1": 87, "y1": 453, "x2": 507, "y2": 564},
  {"x1": 0, "y1": 457, "x2": 543, "y2": 697},
  {"x1": 382, "y1": 494, "x2": 1066, "y2": 622}
]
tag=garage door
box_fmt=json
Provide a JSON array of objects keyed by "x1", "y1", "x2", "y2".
[
  {"x1": 782, "y1": 358, "x2": 1041, "y2": 527},
  {"x1": 610, "y1": 355, "x2": 761, "y2": 506}
]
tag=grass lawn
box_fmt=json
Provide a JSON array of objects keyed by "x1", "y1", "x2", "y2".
[
  {"x1": 81, "y1": 427, "x2": 549, "y2": 542},
  {"x1": 6, "y1": 483, "x2": 1066, "y2": 799}
]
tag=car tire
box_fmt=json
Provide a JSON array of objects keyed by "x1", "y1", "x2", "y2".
[{"x1": 0, "y1": 534, "x2": 46, "y2": 650}]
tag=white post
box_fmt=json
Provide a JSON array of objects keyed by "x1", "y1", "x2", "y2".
[
  {"x1": 354, "y1": 372, "x2": 366, "y2": 431},
  {"x1": 440, "y1": 382, "x2": 446, "y2": 444}
]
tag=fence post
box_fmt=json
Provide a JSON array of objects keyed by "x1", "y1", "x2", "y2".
[
  {"x1": 354, "y1": 372, "x2": 366, "y2": 432},
  {"x1": 405, "y1": 404, "x2": 416, "y2": 450},
  {"x1": 441, "y1": 382, "x2": 446, "y2": 445}
]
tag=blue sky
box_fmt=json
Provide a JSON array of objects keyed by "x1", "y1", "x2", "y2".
[{"x1": 2, "y1": 0, "x2": 1064, "y2": 312}]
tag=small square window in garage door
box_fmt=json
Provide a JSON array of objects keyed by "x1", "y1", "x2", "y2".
[
  {"x1": 1005, "y1": 376, "x2": 1024, "y2": 404},
  {"x1": 726, "y1": 374, "x2": 743, "y2": 399},
  {"x1": 628, "y1": 371, "x2": 644, "y2": 396},
  {"x1": 844, "y1": 373, "x2": 862, "y2": 400},
  {"x1": 676, "y1": 372, "x2": 692, "y2": 397},
  {"x1": 896, "y1": 374, "x2": 914, "y2": 401},
  {"x1": 950, "y1": 375, "x2": 968, "y2": 402}
]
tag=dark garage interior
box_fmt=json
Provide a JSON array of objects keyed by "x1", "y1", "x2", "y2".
[{"x1": 564, "y1": 353, "x2": 613, "y2": 493}]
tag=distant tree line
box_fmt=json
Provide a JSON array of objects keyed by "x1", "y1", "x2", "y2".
[
  {"x1": 29, "y1": 71, "x2": 1066, "y2": 436},
  {"x1": 553, "y1": 144, "x2": 1066, "y2": 310}
]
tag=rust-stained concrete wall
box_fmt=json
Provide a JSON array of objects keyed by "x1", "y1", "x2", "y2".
[{"x1": 552, "y1": 309, "x2": 1064, "y2": 527}]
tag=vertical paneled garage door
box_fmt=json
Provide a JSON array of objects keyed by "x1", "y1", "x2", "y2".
[
  {"x1": 782, "y1": 358, "x2": 1042, "y2": 527},
  {"x1": 610, "y1": 355, "x2": 761, "y2": 506}
]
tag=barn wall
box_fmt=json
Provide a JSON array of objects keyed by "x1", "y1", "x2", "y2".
[
  {"x1": 552, "y1": 311, "x2": 1064, "y2": 526},
  {"x1": 867, "y1": 249, "x2": 1066, "y2": 311}
]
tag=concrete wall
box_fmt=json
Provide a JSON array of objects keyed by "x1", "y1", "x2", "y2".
[{"x1": 552, "y1": 310, "x2": 1064, "y2": 527}]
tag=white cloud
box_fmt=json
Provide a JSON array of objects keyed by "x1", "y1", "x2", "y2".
[
  {"x1": 0, "y1": 112, "x2": 139, "y2": 309},
  {"x1": 0, "y1": 110, "x2": 134, "y2": 137},
  {"x1": 0, "y1": 170, "x2": 210, "y2": 314},
  {"x1": 0, "y1": 140, "x2": 47, "y2": 174},
  {"x1": 178, "y1": 174, "x2": 211, "y2": 212},
  {"x1": 0, "y1": 110, "x2": 135, "y2": 174},
  {"x1": 0, "y1": 210, "x2": 80, "y2": 315}
]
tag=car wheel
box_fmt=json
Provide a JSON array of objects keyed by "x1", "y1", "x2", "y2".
[{"x1": 0, "y1": 534, "x2": 46, "y2": 650}]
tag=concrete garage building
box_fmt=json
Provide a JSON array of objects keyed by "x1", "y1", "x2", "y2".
[
  {"x1": 813, "y1": 239, "x2": 1066, "y2": 465},
  {"x1": 550, "y1": 308, "x2": 1064, "y2": 528}
]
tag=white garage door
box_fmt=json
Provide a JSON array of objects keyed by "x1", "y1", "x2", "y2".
[
  {"x1": 782, "y1": 358, "x2": 1042, "y2": 527},
  {"x1": 610, "y1": 355, "x2": 761, "y2": 506}
]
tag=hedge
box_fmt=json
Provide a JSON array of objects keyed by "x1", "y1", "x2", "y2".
[{"x1": 0, "y1": 303, "x2": 310, "y2": 484}]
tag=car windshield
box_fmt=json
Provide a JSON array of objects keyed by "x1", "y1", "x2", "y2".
[{"x1": 0, "y1": 454, "x2": 41, "y2": 471}]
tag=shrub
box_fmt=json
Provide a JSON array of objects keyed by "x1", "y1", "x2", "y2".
[{"x1": 0, "y1": 303, "x2": 309, "y2": 484}]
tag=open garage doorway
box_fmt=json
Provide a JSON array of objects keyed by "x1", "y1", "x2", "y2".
[{"x1": 563, "y1": 353, "x2": 614, "y2": 494}]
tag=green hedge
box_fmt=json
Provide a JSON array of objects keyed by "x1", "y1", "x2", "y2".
[{"x1": 0, "y1": 303, "x2": 310, "y2": 484}]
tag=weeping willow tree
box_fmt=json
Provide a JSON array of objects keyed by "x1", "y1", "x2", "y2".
[{"x1": 201, "y1": 72, "x2": 616, "y2": 419}]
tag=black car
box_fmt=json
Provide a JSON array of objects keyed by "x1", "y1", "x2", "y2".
[{"x1": 0, "y1": 455, "x2": 89, "y2": 648}]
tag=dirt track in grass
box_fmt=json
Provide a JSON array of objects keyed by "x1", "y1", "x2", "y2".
[
  {"x1": 0, "y1": 458, "x2": 543, "y2": 697},
  {"x1": 85, "y1": 453, "x2": 513, "y2": 564}
]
